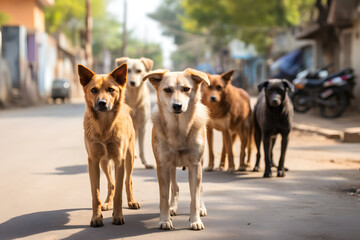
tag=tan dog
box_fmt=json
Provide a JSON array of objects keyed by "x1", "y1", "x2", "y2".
[
  {"x1": 78, "y1": 63, "x2": 140, "y2": 228},
  {"x1": 115, "y1": 57, "x2": 154, "y2": 169},
  {"x1": 143, "y1": 68, "x2": 209, "y2": 230},
  {"x1": 202, "y1": 70, "x2": 253, "y2": 172}
]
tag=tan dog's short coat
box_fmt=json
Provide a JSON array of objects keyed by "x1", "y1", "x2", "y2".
[
  {"x1": 115, "y1": 57, "x2": 154, "y2": 169},
  {"x1": 143, "y1": 68, "x2": 209, "y2": 230},
  {"x1": 202, "y1": 70, "x2": 253, "y2": 172},
  {"x1": 78, "y1": 63, "x2": 140, "y2": 228}
]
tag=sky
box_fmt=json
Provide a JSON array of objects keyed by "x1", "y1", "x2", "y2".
[{"x1": 107, "y1": 0, "x2": 176, "y2": 69}]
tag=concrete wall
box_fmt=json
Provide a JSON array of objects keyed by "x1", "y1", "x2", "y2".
[
  {"x1": 349, "y1": 19, "x2": 360, "y2": 108},
  {"x1": 0, "y1": 0, "x2": 46, "y2": 32}
]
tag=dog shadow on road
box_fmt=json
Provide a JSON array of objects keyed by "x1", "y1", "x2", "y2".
[
  {"x1": 0, "y1": 208, "x2": 88, "y2": 240},
  {"x1": 0, "y1": 208, "x2": 162, "y2": 240}
]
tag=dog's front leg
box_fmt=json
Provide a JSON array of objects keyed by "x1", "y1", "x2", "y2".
[
  {"x1": 169, "y1": 166, "x2": 179, "y2": 216},
  {"x1": 205, "y1": 126, "x2": 215, "y2": 171},
  {"x1": 188, "y1": 162, "x2": 204, "y2": 230},
  {"x1": 278, "y1": 132, "x2": 289, "y2": 177},
  {"x1": 113, "y1": 160, "x2": 125, "y2": 225},
  {"x1": 263, "y1": 136, "x2": 272, "y2": 178},
  {"x1": 223, "y1": 130, "x2": 235, "y2": 172},
  {"x1": 219, "y1": 134, "x2": 227, "y2": 171},
  {"x1": 88, "y1": 158, "x2": 103, "y2": 227},
  {"x1": 157, "y1": 164, "x2": 173, "y2": 230},
  {"x1": 138, "y1": 126, "x2": 154, "y2": 169},
  {"x1": 100, "y1": 160, "x2": 114, "y2": 211}
]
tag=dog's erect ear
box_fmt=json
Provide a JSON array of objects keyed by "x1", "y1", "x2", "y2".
[
  {"x1": 221, "y1": 70, "x2": 234, "y2": 82},
  {"x1": 110, "y1": 63, "x2": 128, "y2": 86},
  {"x1": 78, "y1": 64, "x2": 95, "y2": 87},
  {"x1": 115, "y1": 57, "x2": 129, "y2": 67},
  {"x1": 140, "y1": 57, "x2": 154, "y2": 72},
  {"x1": 142, "y1": 69, "x2": 169, "y2": 88},
  {"x1": 185, "y1": 68, "x2": 210, "y2": 86},
  {"x1": 257, "y1": 80, "x2": 269, "y2": 92},
  {"x1": 282, "y1": 79, "x2": 295, "y2": 93}
]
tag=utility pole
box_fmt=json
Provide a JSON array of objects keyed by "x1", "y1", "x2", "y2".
[
  {"x1": 120, "y1": 0, "x2": 127, "y2": 57},
  {"x1": 85, "y1": 0, "x2": 93, "y2": 68}
]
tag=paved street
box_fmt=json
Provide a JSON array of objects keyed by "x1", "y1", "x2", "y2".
[{"x1": 0, "y1": 102, "x2": 360, "y2": 240}]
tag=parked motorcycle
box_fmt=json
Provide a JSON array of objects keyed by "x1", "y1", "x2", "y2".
[{"x1": 291, "y1": 68, "x2": 355, "y2": 118}]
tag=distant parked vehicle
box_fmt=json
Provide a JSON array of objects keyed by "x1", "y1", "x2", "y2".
[
  {"x1": 292, "y1": 68, "x2": 355, "y2": 118},
  {"x1": 51, "y1": 78, "x2": 70, "y2": 103}
]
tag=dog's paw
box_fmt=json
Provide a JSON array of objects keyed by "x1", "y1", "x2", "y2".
[
  {"x1": 170, "y1": 207, "x2": 178, "y2": 216},
  {"x1": 101, "y1": 202, "x2": 113, "y2": 211},
  {"x1": 159, "y1": 220, "x2": 174, "y2": 230},
  {"x1": 218, "y1": 165, "x2": 226, "y2": 171},
  {"x1": 205, "y1": 166, "x2": 214, "y2": 172},
  {"x1": 263, "y1": 171, "x2": 272, "y2": 178},
  {"x1": 200, "y1": 207, "x2": 207, "y2": 217},
  {"x1": 227, "y1": 167, "x2": 235, "y2": 173},
  {"x1": 112, "y1": 216, "x2": 125, "y2": 225},
  {"x1": 128, "y1": 201, "x2": 140, "y2": 209},
  {"x1": 189, "y1": 219, "x2": 204, "y2": 230},
  {"x1": 90, "y1": 215, "x2": 104, "y2": 227},
  {"x1": 237, "y1": 166, "x2": 247, "y2": 172},
  {"x1": 277, "y1": 170, "x2": 286, "y2": 177},
  {"x1": 144, "y1": 164, "x2": 154, "y2": 169},
  {"x1": 252, "y1": 166, "x2": 260, "y2": 172}
]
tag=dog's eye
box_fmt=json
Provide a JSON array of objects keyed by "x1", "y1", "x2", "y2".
[
  {"x1": 91, "y1": 88, "x2": 98, "y2": 94},
  {"x1": 108, "y1": 88, "x2": 115, "y2": 93},
  {"x1": 128, "y1": 69, "x2": 132, "y2": 73},
  {"x1": 183, "y1": 87, "x2": 190, "y2": 92},
  {"x1": 164, "y1": 88, "x2": 173, "y2": 93},
  {"x1": 136, "y1": 69, "x2": 141, "y2": 73},
  {"x1": 208, "y1": 85, "x2": 213, "y2": 89},
  {"x1": 216, "y1": 85, "x2": 222, "y2": 91}
]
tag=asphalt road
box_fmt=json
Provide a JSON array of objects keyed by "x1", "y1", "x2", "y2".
[{"x1": 0, "y1": 102, "x2": 360, "y2": 240}]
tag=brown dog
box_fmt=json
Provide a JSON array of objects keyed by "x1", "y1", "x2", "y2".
[
  {"x1": 202, "y1": 70, "x2": 253, "y2": 172},
  {"x1": 143, "y1": 68, "x2": 209, "y2": 230},
  {"x1": 78, "y1": 63, "x2": 140, "y2": 228}
]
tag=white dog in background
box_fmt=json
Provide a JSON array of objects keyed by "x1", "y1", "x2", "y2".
[{"x1": 115, "y1": 57, "x2": 154, "y2": 169}]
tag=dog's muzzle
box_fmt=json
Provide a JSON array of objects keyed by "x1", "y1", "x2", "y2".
[
  {"x1": 95, "y1": 99, "x2": 109, "y2": 112},
  {"x1": 172, "y1": 103, "x2": 182, "y2": 114},
  {"x1": 130, "y1": 81, "x2": 135, "y2": 87},
  {"x1": 270, "y1": 95, "x2": 281, "y2": 107},
  {"x1": 210, "y1": 96, "x2": 217, "y2": 102}
]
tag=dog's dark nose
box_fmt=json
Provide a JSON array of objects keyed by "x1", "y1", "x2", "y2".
[
  {"x1": 130, "y1": 81, "x2": 135, "y2": 86},
  {"x1": 98, "y1": 99, "x2": 107, "y2": 107},
  {"x1": 172, "y1": 103, "x2": 182, "y2": 112},
  {"x1": 210, "y1": 96, "x2": 216, "y2": 102}
]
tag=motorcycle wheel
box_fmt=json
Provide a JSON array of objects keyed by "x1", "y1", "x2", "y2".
[
  {"x1": 292, "y1": 91, "x2": 312, "y2": 113},
  {"x1": 320, "y1": 91, "x2": 348, "y2": 118}
]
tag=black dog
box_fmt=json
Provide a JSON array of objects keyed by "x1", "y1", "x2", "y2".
[{"x1": 253, "y1": 79, "x2": 294, "y2": 178}]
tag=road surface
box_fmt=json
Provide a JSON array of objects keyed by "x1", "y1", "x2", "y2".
[{"x1": 0, "y1": 102, "x2": 359, "y2": 240}]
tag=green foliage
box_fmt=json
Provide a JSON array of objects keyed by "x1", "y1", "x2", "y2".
[
  {"x1": 45, "y1": 0, "x2": 163, "y2": 68},
  {"x1": 180, "y1": 0, "x2": 314, "y2": 54},
  {"x1": 148, "y1": 0, "x2": 187, "y2": 45},
  {"x1": 0, "y1": 12, "x2": 10, "y2": 26}
]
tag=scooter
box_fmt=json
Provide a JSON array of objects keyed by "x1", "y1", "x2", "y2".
[{"x1": 291, "y1": 68, "x2": 355, "y2": 118}]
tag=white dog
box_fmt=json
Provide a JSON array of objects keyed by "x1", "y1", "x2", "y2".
[
  {"x1": 115, "y1": 57, "x2": 154, "y2": 169},
  {"x1": 143, "y1": 68, "x2": 208, "y2": 230}
]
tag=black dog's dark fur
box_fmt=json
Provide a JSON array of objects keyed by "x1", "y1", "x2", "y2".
[{"x1": 253, "y1": 79, "x2": 294, "y2": 178}]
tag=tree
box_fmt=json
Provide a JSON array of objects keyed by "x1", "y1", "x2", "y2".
[
  {"x1": 180, "y1": 0, "x2": 314, "y2": 54},
  {"x1": 45, "y1": 0, "x2": 163, "y2": 70},
  {"x1": 0, "y1": 12, "x2": 10, "y2": 26}
]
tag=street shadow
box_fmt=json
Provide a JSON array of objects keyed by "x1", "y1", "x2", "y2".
[
  {"x1": 37, "y1": 164, "x2": 88, "y2": 175},
  {"x1": 0, "y1": 208, "x2": 88, "y2": 240}
]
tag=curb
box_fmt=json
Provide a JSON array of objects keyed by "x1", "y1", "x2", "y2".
[{"x1": 292, "y1": 123, "x2": 342, "y2": 140}]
